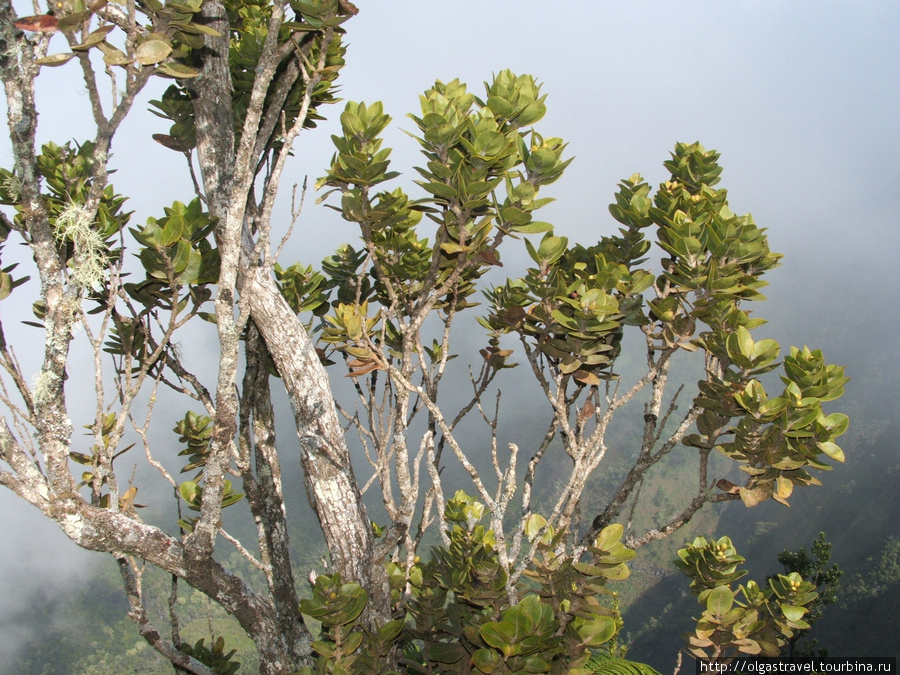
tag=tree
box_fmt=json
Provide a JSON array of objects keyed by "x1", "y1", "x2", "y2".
[
  {"x1": 773, "y1": 532, "x2": 843, "y2": 657},
  {"x1": 673, "y1": 533, "x2": 841, "y2": 661},
  {"x1": 0, "y1": 2, "x2": 849, "y2": 673}
]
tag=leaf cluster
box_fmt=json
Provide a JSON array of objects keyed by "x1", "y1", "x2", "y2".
[
  {"x1": 482, "y1": 230, "x2": 653, "y2": 383},
  {"x1": 296, "y1": 83, "x2": 853, "y2": 523},
  {"x1": 584, "y1": 653, "x2": 661, "y2": 675},
  {"x1": 772, "y1": 532, "x2": 843, "y2": 656},
  {"x1": 130, "y1": 198, "x2": 219, "y2": 288},
  {"x1": 96, "y1": 198, "x2": 220, "y2": 375},
  {"x1": 150, "y1": 0, "x2": 348, "y2": 155},
  {"x1": 306, "y1": 71, "x2": 575, "y2": 387},
  {"x1": 175, "y1": 411, "x2": 244, "y2": 533},
  {"x1": 676, "y1": 536, "x2": 818, "y2": 658},
  {"x1": 0, "y1": 141, "x2": 130, "y2": 299},
  {"x1": 297, "y1": 573, "x2": 404, "y2": 675},
  {"x1": 0, "y1": 213, "x2": 27, "y2": 302},
  {"x1": 695, "y1": 342, "x2": 850, "y2": 507},
  {"x1": 70, "y1": 413, "x2": 140, "y2": 510},
  {"x1": 179, "y1": 635, "x2": 242, "y2": 675},
  {"x1": 36, "y1": 0, "x2": 217, "y2": 77},
  {"x1": 299, "y1": 492, "x2": 651, "y2": 675}
]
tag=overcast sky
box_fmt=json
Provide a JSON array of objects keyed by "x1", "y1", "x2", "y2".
[{"x1": 1, "y1": 0, "x2": 899, "y2": 667}]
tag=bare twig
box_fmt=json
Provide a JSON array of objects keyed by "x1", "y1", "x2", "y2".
[
  {"x1": 220, "y1": 527, "x2": 265, "y2": 571},
  {"x1": 117, "y1": 557, "x2": 216, "y2": 675}
]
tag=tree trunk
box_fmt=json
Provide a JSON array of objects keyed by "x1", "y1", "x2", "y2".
[
  {"x1": 245, "y1": 266, "x2": 392, "y2": 626},
  {"x1": 241, "y1": 324, "x2": 312, "y2": 664}
]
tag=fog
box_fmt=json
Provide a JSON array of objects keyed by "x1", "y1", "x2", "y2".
[{"x1": 1, "y1": 0, "x2": 899, "y2": 668}]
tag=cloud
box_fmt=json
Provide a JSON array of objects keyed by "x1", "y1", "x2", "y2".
[{"x1": 0, "y1": 492, "x2": 96, "y2": 670}]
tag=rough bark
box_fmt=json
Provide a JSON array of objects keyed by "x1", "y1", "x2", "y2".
[
  {"x1": 185, "y1": 0, "x2": 387, "y2": 625},
  {"x1": 241, "y1": 324, "x2": 311, "y2": 663},
  {"x1": 244, "y1": 267, "x2": 391, "y2": 625},
  {"x1": 188, "y1": 0, "x2": 244, "y2": 560},
  {"x1": 166, "y1": 0, "x2": 386, "y2": 641}
]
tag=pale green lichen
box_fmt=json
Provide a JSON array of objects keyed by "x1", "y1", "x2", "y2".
[
  {"x1": 2, "y1": 42, "x2": 23, "y2": 68},
  {"x1": 64, "y1": 296, "x2": 83, "y2": 336},
  {"x1": 54, "y1": 202, "x2": 107, "y2": 288},
  {"x1": 2, "y1": 172, "x2": 22, "y2": 202},
  {"x1": 31, "y1": 369, "x2": 59, "y2": 406}
]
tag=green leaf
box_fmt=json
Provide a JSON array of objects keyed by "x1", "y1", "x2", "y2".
[
  {"x1": 166, "y1": 0, "x2": 202, "y2": 12},
  {"x1": 630, "y1": 194, "x2": 651, "y2": 216},
  {"x1": 536, "y1": 234, "x2": 568, "y2": 265},
  {"x1": 734, "y1": 326, "x2": 754, "y2": 358},
  {"x1": 35, "y1": 53, "x2": 75, "y2": 67},
  {"x1": 474, "y1": 130, "x2": 507, "y2": 157},
  {"x1": 71, "y1": 25, "x2": 114, "y2": 51},
  {"x1": 629, "y1": 271, "x2": 654, "y2": 295},
  {"x1": 421, "y1": 182, "x2": 457, "y2": 200},
  {"x1": 440, "y1": 241, "x2": 472, "y2": 255},
  {"x1": 175, "y1": 249, "x2": 202, "y2": 285},
  {"x1": 100, "y1": 45, "x2": 132, "y2": 66},
  {"x1": 0, "y1": 272, "x2": 11, "y2": 301},
  {"x1": 739, "y1": 483, "x2": 772, "y2": 507},
  {"x1": 734, "y1": 638, "x2": 763, "y2": 655},
  {"x1": 377, "y1": 619, "x2": 405, "y2": 643},
  {"x1": 426, "y1": 642, "x2": 466, "y2": 664},
  {"x1": 822, "y1": 412, "x2": 849, "y2": 436},
  {"x1": 472, "y1": 648, "x2": 503, "y2": 673},
  {"x1": 559, "y1": 356, "x2": 582, "y2": 374},
  {"x1": 169, "y1": 239, "x2": 192, "y2": 274},
  {"x1": 594, "y1": 523, "x2": 624, "y2": 550},
  {"x1": 774, "y1": 475, "x2": 793, "y2": 500},
  {"x1": 576, "y1": 615, "x2": 616, "y2": 646},
  {"x1": 524, "y1": 513, "x2": 547, "y2": 541},
  {"x1": 501, "y1": 206, "x2": 531, "y2": 226},
  {"x1": 69, "y1": 451, "x2": 94, "y2": 465},
  {"x1": 707, "y1": 585, "x2": 734, "y2": 617},
  {"x1": 136, "y1": 39, "x2": 173, "y2": 65},
  {"x1": 486, "y1": 96, "x2": 515, "y2": 118},
  {"x1": 481, "y1": 621, "x2": 518, "y2": 651},
  {"x1": 159, "y1": 214, "x2": 185, "y2": 246},
  {"x1": 310, "y1": 640, "x2": 334, "y2": 658},
  {"x1": 513, "y1": 221, "x2": 554, "y2": 234},
  {"x1": 176, "y1": 21, "x2": 221, "y2": 36},
  {"x1": 343, "y1": 630, "x2": 363, "y2": 654},
  {"x1": 156, "y1": 61, "x2": 200, "y2": 78},
  {"x1": 780, "y1": 603, "x2": 807, "y2": 622},
  {"x1": 179, "y1": 481, "x2": 200, "y2": 504},
  {"x1": 340, "y1": 110, "x2": 365, "y2": 135},
  {"x1": 57, "y1": 10, "x2": 90, "y2": 32},
  {"x1": 817, "y1": 441, "x2": 845, "y2": 462}
]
